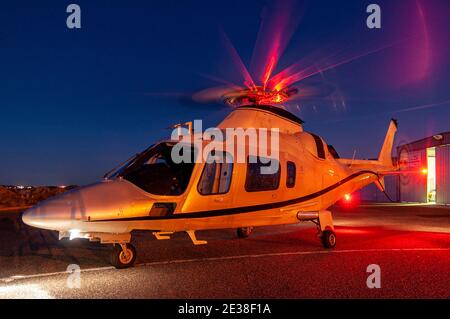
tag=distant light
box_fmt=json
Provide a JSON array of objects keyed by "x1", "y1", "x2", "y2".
[
  {"x1": 59, "y1": 185, "x2": 66, "y2": 189},
  {"x1": 344, "y1": 193, "x2": 352, "y2": 202},
  {"x1": 421, "y1": 168, "x2": 428, "y2": 175}
]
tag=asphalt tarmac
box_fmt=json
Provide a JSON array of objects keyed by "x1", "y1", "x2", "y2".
[{"x1": 0, "y1": 203, "x2": 449, "y2": 298}]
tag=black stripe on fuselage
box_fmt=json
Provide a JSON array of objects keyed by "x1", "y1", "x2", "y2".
[{"x1": 89, "y1": 170, "x2": 378, "y2": 222}]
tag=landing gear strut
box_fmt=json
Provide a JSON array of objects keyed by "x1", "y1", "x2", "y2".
[
  {"x1": 297, "y1": 210, "x2": 336, "y2": 249},
  {"x1": 110, "y1": 243, "x2": 136, "y2": 269},
  {"x1": 316, "y1": 210, "x2": 336, "y2": 249}
]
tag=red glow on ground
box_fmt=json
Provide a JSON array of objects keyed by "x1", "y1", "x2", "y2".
[{"x1": 335, "y1": 227, "x2": 369, "y2": 235}]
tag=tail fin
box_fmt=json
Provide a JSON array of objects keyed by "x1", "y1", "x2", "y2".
[
  {"x1": 377, "y1": 119, "x2": 398, "y2": 168},
  {"x1": 337, "y1": 119, "x2": 398, "y2": 172},
  {"x1": 334, "y1": 119, "x2": 398, "y2": 201}
]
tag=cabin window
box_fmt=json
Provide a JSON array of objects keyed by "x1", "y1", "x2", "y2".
[
  {"x1": 198, "y1": 151, "x2": 233, "y2": 195},
  {"x1": 245, "y1": 156, "x2": 281, "y2": 192},
  {"x1": 327, "y1": 144, "x2": 340, "y2": 159},
  {"x1": 310, "y1": 133, "x2": 326, "y2": 159},
  {"x1": 286, "y1": 161, "x2": 296, "y2": 188}
]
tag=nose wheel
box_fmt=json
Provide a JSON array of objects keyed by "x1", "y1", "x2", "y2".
[{"x1": 110, "y1": 243, "x2": 136, "y2": 269}]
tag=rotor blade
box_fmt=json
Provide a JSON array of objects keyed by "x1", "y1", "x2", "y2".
[
  {"x1": 191, "y1": 85, "x2": 244, "y2": 104},
  {"x1": 288, "y1": 81, "x2": 337, "y2": 101}
]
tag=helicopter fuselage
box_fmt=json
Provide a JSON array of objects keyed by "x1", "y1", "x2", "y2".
[{"x1": 22, "y1": 105, "x2": 397, "y2": 267}]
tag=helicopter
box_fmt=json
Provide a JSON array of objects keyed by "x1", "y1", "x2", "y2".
[{"x1": 22, "y1": 84, "x2": 399, "y2": 268}]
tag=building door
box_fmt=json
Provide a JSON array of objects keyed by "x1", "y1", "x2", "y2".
[
  {"x1": 399, "y1": 148, "x2": 427, "y2": 203},
  {"x1": 426, "y1": 147, "x2": 436, "y2": 203}
]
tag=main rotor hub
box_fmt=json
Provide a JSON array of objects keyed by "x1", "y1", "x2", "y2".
[{"x1": 222, "y1": 86, "x2": 298, "y2": 107}]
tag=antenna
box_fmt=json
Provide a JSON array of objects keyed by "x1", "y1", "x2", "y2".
[
  {"x1": 170, "y1": 121, "x2": 193, "y2": 136},
  {"x1": 350, "y1": 149, "x2": 357, "y2": 168}
]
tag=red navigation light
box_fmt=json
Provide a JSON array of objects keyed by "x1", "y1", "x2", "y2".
[{"x1": 344, "y1": 193, "x2": 351, "y2": 202}]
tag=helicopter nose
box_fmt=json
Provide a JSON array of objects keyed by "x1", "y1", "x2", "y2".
[
  {"x1": 21, "y1": 207, "x2": 39, "y2": 227},
  {"x1": 22, "y1": 185, "x2": 97, "y2": 231},
  {"x1": 22, "y1": 197, "x2": 78, "y2": 231},
  {"x1": 21, "y1": 180, "x2": 153, "y2": 232},
  {"x1": 21, "y1": 184, "x2": 101, "y2": 231}
]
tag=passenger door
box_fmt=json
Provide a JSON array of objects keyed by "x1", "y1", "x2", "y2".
[{"x1": 184, "y1": 151, "x2": 234, "y2": 212}]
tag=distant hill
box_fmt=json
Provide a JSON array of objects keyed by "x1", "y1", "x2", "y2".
[
  {"x1": 0, "y1": 186, "x2": 72, "y2": 209},
  {"x1": 0, "y1": 186, "x2": 25, "y2": 207}
]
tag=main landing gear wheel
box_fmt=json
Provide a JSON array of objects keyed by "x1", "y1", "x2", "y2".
[
  {"x1": 110, "y1": 243, "x2": 136, "y2": 269},
  {"x1": 237, "y1": 227, "x2": 253, "y2": 238},
  {"x1": 321, "y1": 230, "x2": 337, "y2": 249}
]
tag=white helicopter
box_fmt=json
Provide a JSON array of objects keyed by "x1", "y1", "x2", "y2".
[{"x1": 22, "y1": 89, "x2": 399, "y2": 268}]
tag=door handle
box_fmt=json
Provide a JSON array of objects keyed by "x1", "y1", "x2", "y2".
[{"x1": 214, "y1": 197, "x2": 224, "y2": 203}]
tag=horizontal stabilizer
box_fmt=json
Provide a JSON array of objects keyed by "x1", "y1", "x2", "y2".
[{"x1": 337, "y1": 119, "x2": 398, "y2": 173}]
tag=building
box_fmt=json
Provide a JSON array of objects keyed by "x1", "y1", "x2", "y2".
[{"x1": 358, "y1": 131, "x2": 450, "y2": 204}]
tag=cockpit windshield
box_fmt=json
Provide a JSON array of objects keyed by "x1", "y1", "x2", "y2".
[
  {"x1": 116, "y1": 142, "x2": 196, "y2": 196},
  {"x1": 103, "y1": 145, "x2": 154, "y2": 180}
]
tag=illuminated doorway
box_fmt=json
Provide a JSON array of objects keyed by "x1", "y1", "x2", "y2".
[{"x1": 426, "y1": 147, "x2": 436, "y2": 203}]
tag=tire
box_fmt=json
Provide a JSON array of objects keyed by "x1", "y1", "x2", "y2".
[
  {"x1": 110, "y1": 243, "x2": 137, "y2": 269},
  {"x1": 237, "y1": 227, "x2": 253, "y2": 238},
  {"x1": 321, "y1": 230, "x2": 336, "y2": 249}
]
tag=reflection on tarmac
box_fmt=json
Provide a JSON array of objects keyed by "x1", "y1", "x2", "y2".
[{"x1": 0, "y1": 204, "x2": 449, "y2": 298}]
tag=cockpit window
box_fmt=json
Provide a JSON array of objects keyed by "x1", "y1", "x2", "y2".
[
  {"x1": 104, "y1": 144, "x2": 155, "y2": 180},
  {"x1": 119, "y1": 143, "x2": 196, "y2": 196}
]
